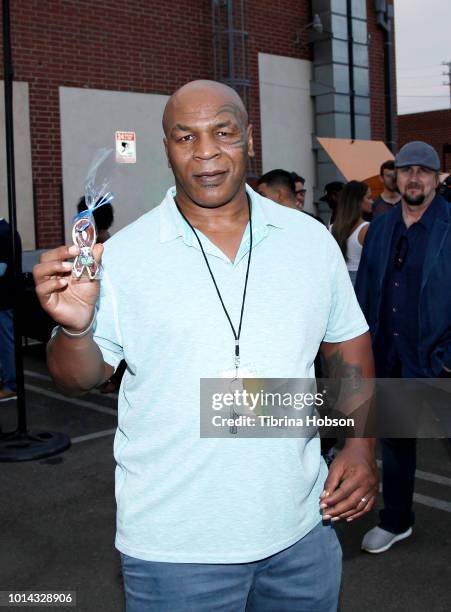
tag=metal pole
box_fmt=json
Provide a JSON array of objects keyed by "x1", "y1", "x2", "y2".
[
  {"x1": 1, "y1": 0, "x2": 71, "y2": 461},
  {"x1": 2, "y1": 0, "x2": 27, "y2": 433},
  {"x1": 442, "y1": 61, "x2": 451, "y2": 109},
  {"x1": 346, "y1": 0, "x2": 356, "y2": 140},
  {"x1": 384, "y1": 15, "x2": 396, "y2": 152}
]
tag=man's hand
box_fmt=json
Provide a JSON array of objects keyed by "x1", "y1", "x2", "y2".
[
  {"x1": 33, "y1": 243, "x2": 104, "y2": 332},
  {"x1": 320, "y1": 439, "x2": 378, "y2": 522},
  {"x1": 33, "y1": 243, "x2": 112, "y2": 396}
]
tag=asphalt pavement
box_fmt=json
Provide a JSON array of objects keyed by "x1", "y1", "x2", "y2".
[{"x1": 0, "y1": 343, "x2": 450, "y2": 612}]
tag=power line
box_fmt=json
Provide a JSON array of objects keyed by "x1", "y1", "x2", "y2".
[
  {"x1": 398, "y1": 75, "x2": 444, "y2": 80},
  {"x1": 398, "y1": 95, "x2": 449, "y2": 98},
  {"x1": 397, "y1": 63, "x2": 443, "y2": 72}
]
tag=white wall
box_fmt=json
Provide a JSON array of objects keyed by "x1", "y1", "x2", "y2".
[
  {"x1": 0, "y1": 81, "x2": 35, "y2": 249},
  {"x1": 59, "y1": 87, "x2": 174, "y2": 243},
  {"x1": 258, "y1": 53, "x2": 316, "y2": 212}
]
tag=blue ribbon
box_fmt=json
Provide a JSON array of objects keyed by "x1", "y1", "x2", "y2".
[{"x1": 73, "y1": 191, "x2": 115, "y2": 224}]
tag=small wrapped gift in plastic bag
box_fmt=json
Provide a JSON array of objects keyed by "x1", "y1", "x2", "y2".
[{"x1": 71, "y1": 148, "x2": 116, "y2": 280}]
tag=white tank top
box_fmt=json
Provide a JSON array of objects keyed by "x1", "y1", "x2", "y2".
[{"x1": 346, "y1": 221, "x2": 369, "y2": 271}]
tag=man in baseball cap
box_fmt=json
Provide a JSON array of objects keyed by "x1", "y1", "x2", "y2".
[
  {"x1": 395, "y1": 140, "x2": 440, "y2": 173},
  {"x1": 355, "y1": 141, "x2": 451, "y2": 554}
]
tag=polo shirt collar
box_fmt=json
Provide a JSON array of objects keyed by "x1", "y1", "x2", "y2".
[{"x1": 159, "y1": 184, "x2": 284, "y2": 245}]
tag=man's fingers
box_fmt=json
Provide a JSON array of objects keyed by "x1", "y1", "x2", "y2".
[
  {"x1": 39, "y1": 245, "x2": 79, "y2": 264},
  {"x1": 345, "y1": 497, "x2": 376, "y2": 521},
  {"x1": 322, "y1": 487, "x2": 375, "y2": 518},
  {"x1": 33, "y1": 260, "x2": 73, "y2": 282},
  {"x1": 322, "y1": 476, "x2": 360, "y2": 507},
  {"x1": 324, "y1": 496, "x2": 376, "y2": 522},
  {"x1": 35, "y1": 277, "x2": 69, "y2": 301},
  {"x1": 321, "y1": 464, "x2": 344, "y2": 498},
  {"x1": 34, "y1": 243, "x2": 103, "y2": 285}
]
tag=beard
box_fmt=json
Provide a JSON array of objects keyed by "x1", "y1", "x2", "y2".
[
  {"x1": 402, "y1": 182, "x2": 426, "y2": 206},
  {"x1": 403, "y1": 192, "x2": 426, "y2": 206}
]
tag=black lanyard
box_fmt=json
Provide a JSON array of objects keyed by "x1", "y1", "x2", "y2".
[{"x1": 174, "y1": 196, "x2": 253, "y2": 377}]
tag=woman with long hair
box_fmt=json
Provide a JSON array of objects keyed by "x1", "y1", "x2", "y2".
[{"x1": 331, "y1": 180, "x2": 373, "y2": 285}]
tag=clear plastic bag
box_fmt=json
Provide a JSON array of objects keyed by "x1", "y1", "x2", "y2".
[{"x1": 71, "y1": 148, "x2": 116, "y2": 280}]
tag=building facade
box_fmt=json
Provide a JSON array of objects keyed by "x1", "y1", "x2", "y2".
[{"x1": 0, "y1": 0, "x2": 396, "y2": 249}]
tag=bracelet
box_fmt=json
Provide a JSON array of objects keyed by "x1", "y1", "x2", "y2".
[{"x1": 60, "y1": 314, "x2": 96, "y2": 338}]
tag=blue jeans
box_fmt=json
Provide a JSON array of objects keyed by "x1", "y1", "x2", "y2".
[
  {"x1": 120, "y1": 521, "x2": 342, "y2": 612},
  {"x1": 0, "y1": 309, "x2": 16, "y2": 391}
]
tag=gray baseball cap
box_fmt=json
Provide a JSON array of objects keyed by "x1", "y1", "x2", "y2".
[{"x1": 395, "y1": 141, "x2": 440, "y2": 172}]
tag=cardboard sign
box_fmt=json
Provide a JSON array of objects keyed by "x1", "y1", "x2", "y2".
[{"x1": 115, "y1": 131, "x2": 136, "y2": 164}]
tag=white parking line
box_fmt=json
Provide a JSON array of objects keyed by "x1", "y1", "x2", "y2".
[
  {"x1": 414, "y1": 468, "x2": 451, "y2": 488},
  {"x1": 25, "y1": 383, "x2": 117, "y2": 417},
  {"x1": 376, "y1": 459, "x2": 451, "y2": 488},
  {"x1": 71, "y1": 429, "x2": 116, "y2": 444},
  {"x1": 413, "y1": 492, "x2": 451, "y2": 513}
]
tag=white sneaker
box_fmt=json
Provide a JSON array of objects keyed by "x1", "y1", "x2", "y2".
[{"x1": 361, "y1": 526, "x2": 412, "y2": 554}]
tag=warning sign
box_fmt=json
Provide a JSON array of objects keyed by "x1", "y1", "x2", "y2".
[{"x1": 115, "y1": 131, "x2": 136, "y2": 164}]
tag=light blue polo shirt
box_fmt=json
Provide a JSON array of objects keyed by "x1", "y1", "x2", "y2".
[{"x1": 94, "y1": 185, "x2": 368, "y2": 563}]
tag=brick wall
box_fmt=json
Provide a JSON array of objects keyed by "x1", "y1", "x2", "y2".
[
  {"x1": 398, "y1": 109, "x2": 451, "y2": 172},
  {"x1": 1, "y1": 0, "x2": 387, "y2": 247}
]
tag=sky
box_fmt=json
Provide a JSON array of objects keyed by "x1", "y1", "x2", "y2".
[{"x1": 394, "y1": 0, "x2": 451, "y2": 114}]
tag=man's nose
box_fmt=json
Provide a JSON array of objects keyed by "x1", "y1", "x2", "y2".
[
  {"x1": 193, "y1": 134, "x2": 220, "y2": 160},
  {"x1": 407, "y1": 167, "x2": 422, "y2": 179}
]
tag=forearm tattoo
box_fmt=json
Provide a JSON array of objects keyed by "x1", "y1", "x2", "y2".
[{"x1": 323, "y1": 350, "x2": 363, "y2": 393}]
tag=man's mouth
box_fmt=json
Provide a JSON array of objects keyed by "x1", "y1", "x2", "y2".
[{"x1": 194, "y1": 170, "x2": 228, "y2": 186}]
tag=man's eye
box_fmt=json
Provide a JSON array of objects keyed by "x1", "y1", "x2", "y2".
[
  {"x1": 180, "y1": 135, "x2": 193, "y2": 142},
  {"x1": 217, "y1": 131, "x2": 230, "y2": 137}
]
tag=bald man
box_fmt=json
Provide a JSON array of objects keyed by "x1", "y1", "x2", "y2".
[{"x1": 33, "y1": 80, "x2": 377, "y2": 611}]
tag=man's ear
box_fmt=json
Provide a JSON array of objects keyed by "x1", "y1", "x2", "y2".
[
  {"x1": 163, "y1": 137, "x2": 171, "y2": 168},
  {"x1": 277, "y1": 187, "x2": 286, "y2": 204},
  {"x1": 247, "y1": 124, "x2": 255, "y2": 158}
]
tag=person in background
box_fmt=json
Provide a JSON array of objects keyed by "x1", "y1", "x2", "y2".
[
  {"x1": 356, "y1": 141, "x2": 451, "y2": 554},
  {"x1": 0, "y1": 217, "x2": 21, "y2": 402},
  {"x1": 77, "y1": 197, "x2": 114, "y2": 244},
  {"x1": 256, "y1": 169, "x2": 299, "y2": 210},
  {"x1": 372, "y1": 160, "x2": 401, "y2": 219},
  {"x1": 331, "y1": 181, "x2": 373, "y2": 286},
  {"x1": 257, "y1": 170, "x2": 324, "y2": 223},
  {"x1": 291, "y1": 172, "x2": 307, "y2": 210},
  {"x1": 319, "y1": 181, "x2": 345, "y2": 227}
]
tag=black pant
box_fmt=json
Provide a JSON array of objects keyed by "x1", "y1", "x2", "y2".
[{"x1": 379, "y1": 437, "x2": 417, "y2": 533}]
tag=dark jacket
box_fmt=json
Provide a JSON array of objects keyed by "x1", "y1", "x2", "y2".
[
  {"x1": 355, "y1": 194, "x2": 451, "y2": 377},
  {"x1": 0, "y1": 219, "x2": 21, "y2": 311}
]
